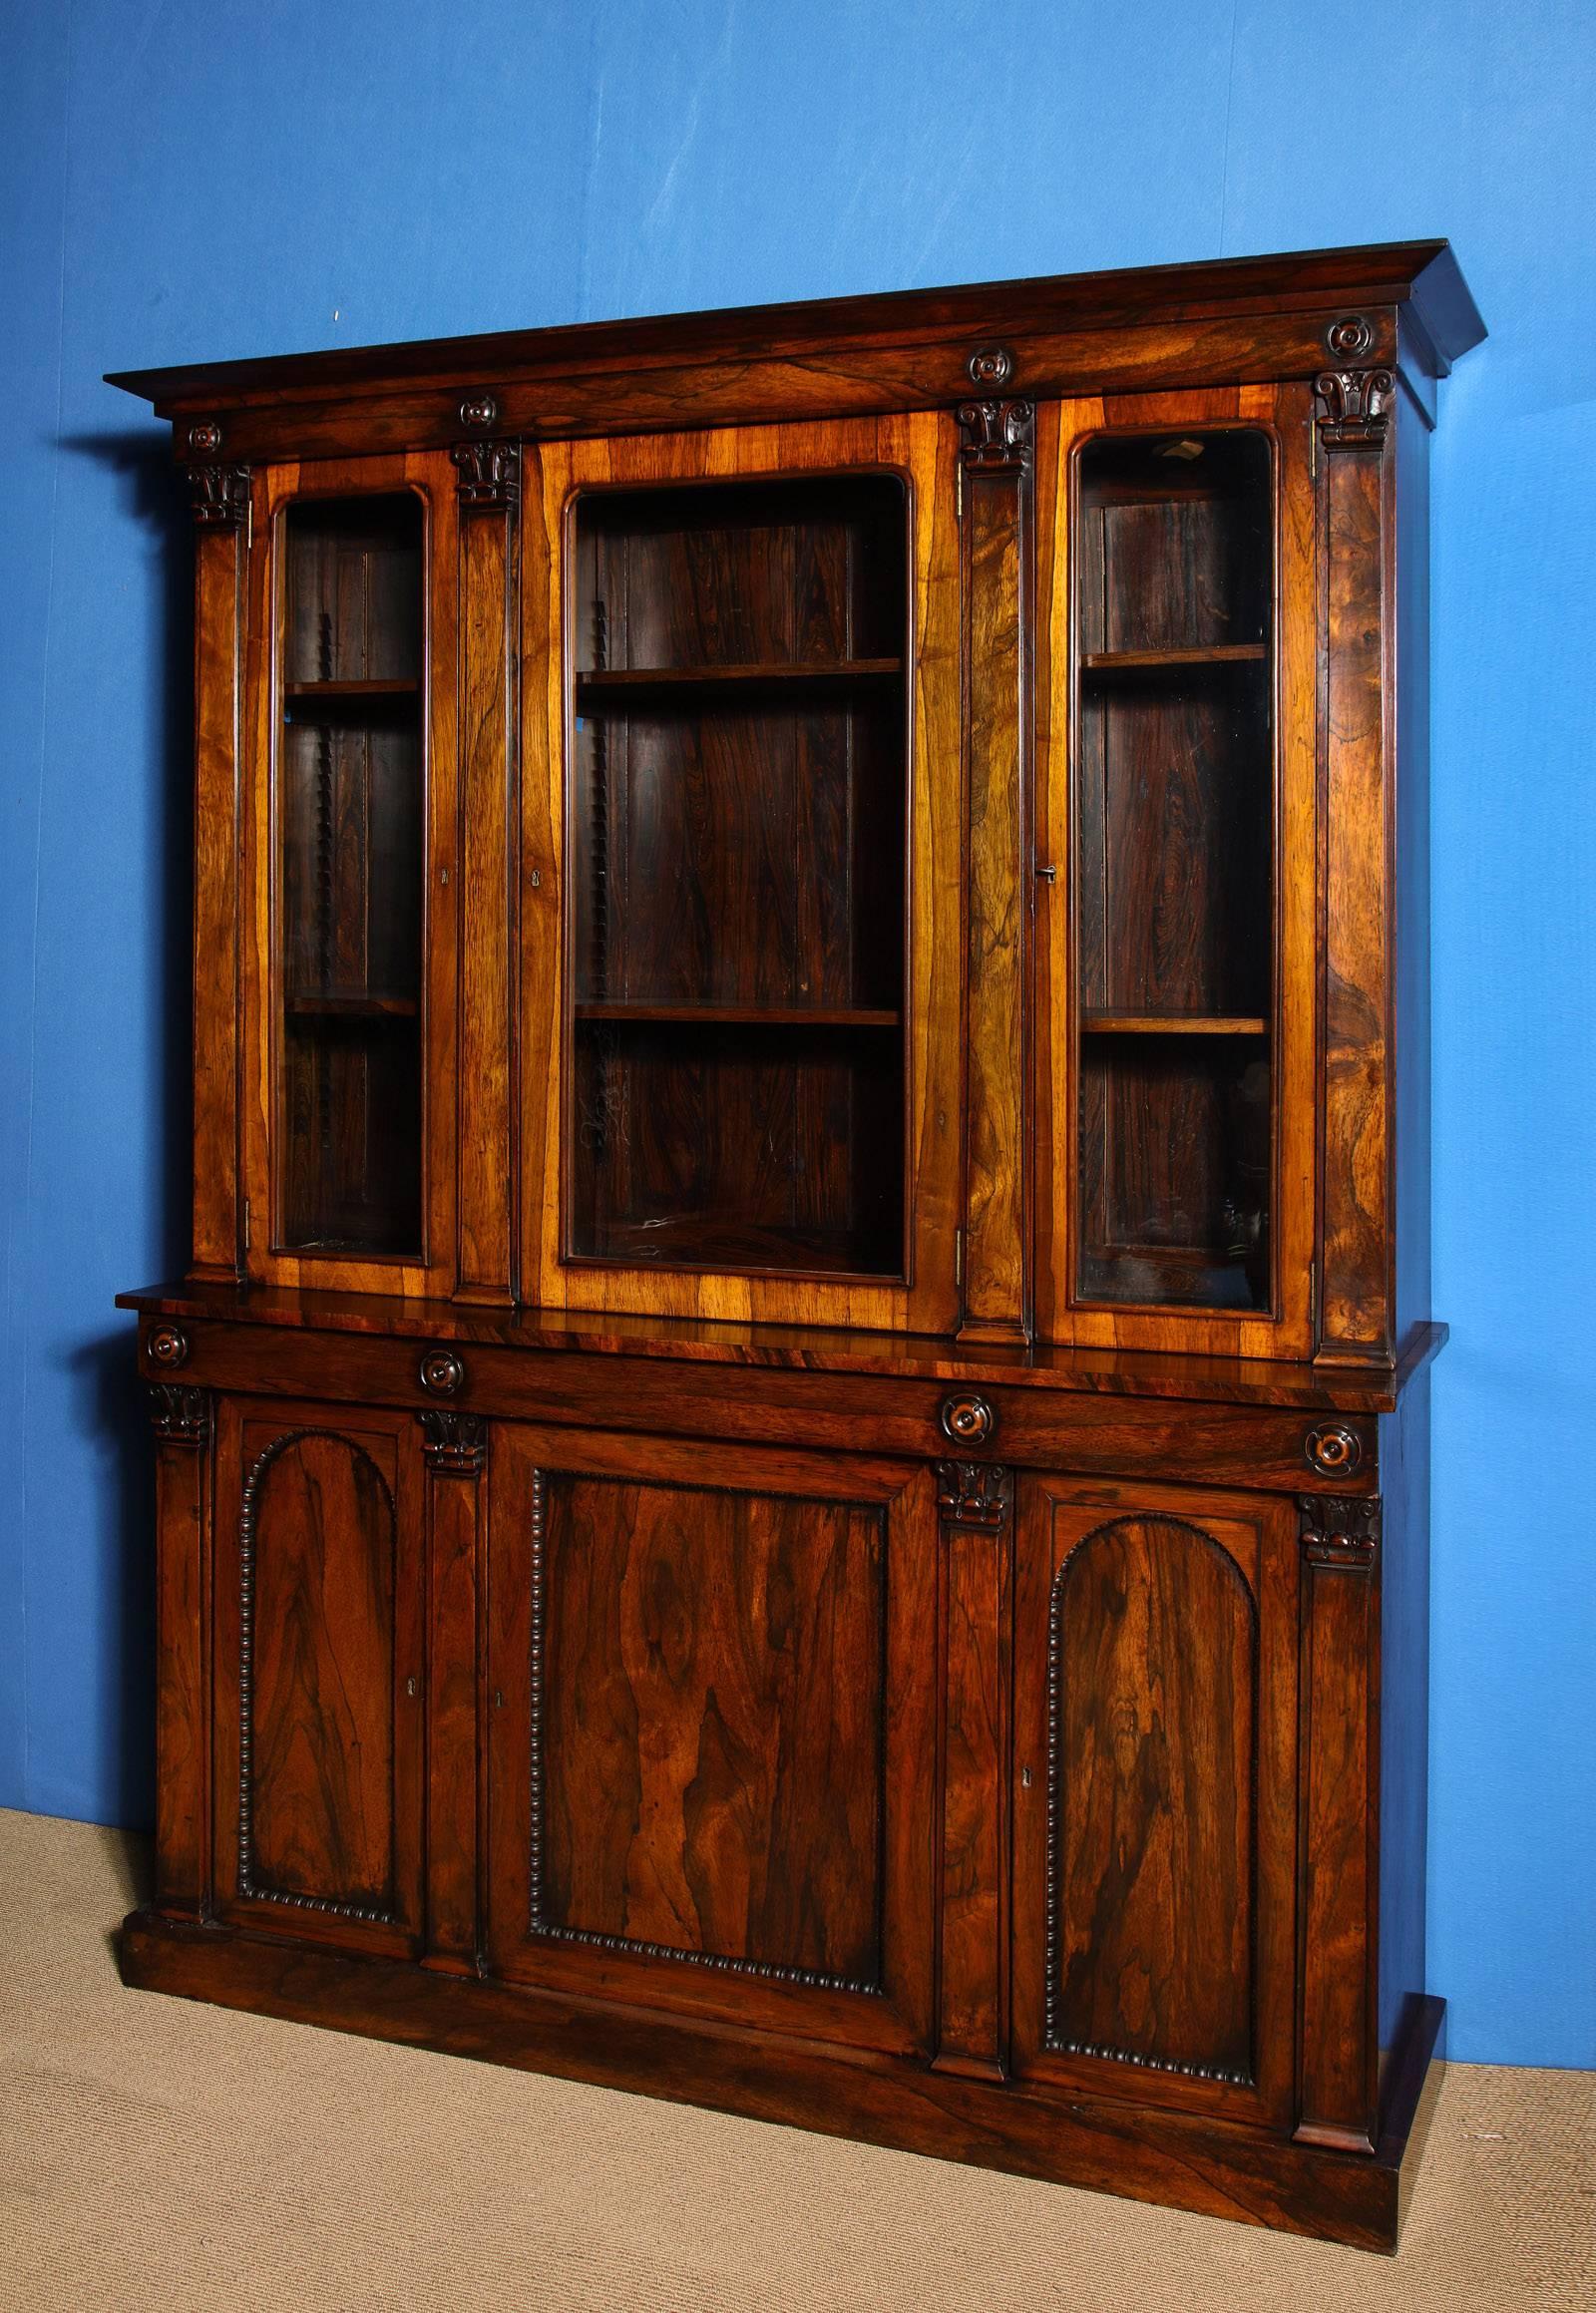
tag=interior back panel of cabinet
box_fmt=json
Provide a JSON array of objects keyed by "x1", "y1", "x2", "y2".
[
  {"x1": 568, "y1": 478, "x2": 908, "y2": 1279},
  {"x1": 281, "y1": 715, "x2": 422, "y2": 1004},
  {"x1": 578, "y1": 697, "x2": 901, "y2": 1009},
  {"x1": 571, "y1": 1021, "x2": 902, "y2": 1274},
  {"x1": 1077, "y1": 1041, "x2": 1272, "y2": 1306},
  {"x1": 1073, "y1": 433, "x2": 1273, "y2": 1311},
  {"x1": 284, "y1": 501, "x2": 423, "y2": 680},
  {"x1": 590, "y1": 482, "x2": 903, "y2": 668},
  {"x1": 278, "y1": 496, "x2": 424, "y2": 1256}
]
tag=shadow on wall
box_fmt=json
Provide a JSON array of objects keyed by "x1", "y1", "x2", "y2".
[
  {"x1": 68, "y1": 1332, "x2": 160, "y2": 1829},
  {"x1": 59, "y1": 426, "x2": 196, "y2": 1830}
]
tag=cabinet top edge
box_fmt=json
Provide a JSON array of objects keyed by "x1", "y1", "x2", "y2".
[
  {"x1": 105, "y1": 239, "x2": 1484, "y2": 417},
  {"x1": 117, "y1": 1283, "x2": 1445, "y2": 1413}
]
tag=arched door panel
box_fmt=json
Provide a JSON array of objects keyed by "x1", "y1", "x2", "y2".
[{"x1": 1011, "y1": 1478, "x2": 1299, "y2": 2126}]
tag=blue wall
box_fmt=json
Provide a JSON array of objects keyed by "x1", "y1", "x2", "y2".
[{"x1": 2, "y1": 0, "x2": 1591, "y2": 2068}]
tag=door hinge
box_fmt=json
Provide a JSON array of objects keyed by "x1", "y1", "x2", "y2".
[
  {"x1": 955, "y1": 1227, "x2": 965, "y2": 1288},
  {"x1": 242, "y1": 1197, "x2": 251, "y2": 1253},
  {"x1": 956, "y1": 458, "x2": 964, "y2": 523},
  {"x1": 1309, "y1": 1267, "x2": 1318, "y2": 1335}
]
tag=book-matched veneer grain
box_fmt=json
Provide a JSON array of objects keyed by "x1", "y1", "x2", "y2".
[
  {"x1": 189, "y1": 506, "x2": 246, "y2": 1284},
  {"x1": 957, "y1": 392, "x2": 1034, "y2": 1344},
  {"x1": 453, "y1": 436, "x2": 520, "y2": 1306}
]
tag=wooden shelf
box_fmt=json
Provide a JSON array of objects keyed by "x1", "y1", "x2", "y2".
[
  {"x1": 283, "y1": 678, "x2": 421, "y2": 722},
  {"x1": 578, "y1": 1211, "x2": 903, "y2": 1281},
  {"x1": 1081, "y1": 1012, "x2": 1267, "y2": 1036},
  {"x1": 282, "y1": 1236, "x2": 422, "y2": 1258},
  {"x1": 285, "y1": 677, "x2": 420, "y2": 699},
  {"x1": 575, "y1": 659, "x2": 902, "y2": 702},
  {"x1": 286, "y1": 991, "x2": 419, "y2": 1020},
  {"x1": 1081, "y1": 644, "x2": 1266, "y2": 673},
  {"x1": 575, "y1": 1001, "x2": 901, "y2": 1028}
]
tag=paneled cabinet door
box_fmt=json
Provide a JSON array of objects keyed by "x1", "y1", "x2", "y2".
[
  {"x1": 211, "y1": 1397, "x2": 426, "y2": 1954},
  {"x1": 1011, "y1": 1476, "x2": 1299, "y2": 2125},
  {"x1": 486, "y1": 1424, "x2": 939, "y2": 2055}
]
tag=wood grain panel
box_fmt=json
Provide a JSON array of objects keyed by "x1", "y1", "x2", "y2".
[
  {"x1": 959, "y1": 409, "x2": 1031, "y2": 1341},
  {"x1": 1048, "y1": 1514, "x2": 1255, "y2": 2081},
  {"x1": 456, "y1": 480, "x2": 517, "y2": 1301},
  {"x1": 421, "y1": 1412, "x2": 486, "y2": 1967},
  {"x1": 210, "y1": 1398, "x2": 424, "y2": 1954},
  {"x1": 1318, "y1": 398, "x2": 1395, "y2": 1363},
  {"x1": 192, "y1": 516, "x2": 245, "y2": 1279},
  {"x1": 245, "y1": 1430, "x2": 397, "y2": 1910},
  {"x1": 538, "y1": 1473, "x2": 884, "y2": 1985},
  {"x1": 933, "y1": 1461, "x2": 1012, "y2": 2076},
  {"x1": 486, "y1": 1425, "x2": 936, "y2": 2054},
  {"x1": 1013, "y1": 1475, "x2": 1299, "y2": 2125},
  {"x1": 1297, "y1": 1492, "x2": 1381, "y2": 2149},
  {"x1": 1393, "y1": 373, "x2": 1433, "y2": 1353}
]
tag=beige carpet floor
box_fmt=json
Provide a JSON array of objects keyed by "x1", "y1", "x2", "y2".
[{"x1": 0, "y1": 1807, "x2": 1590, "y2": 2312}]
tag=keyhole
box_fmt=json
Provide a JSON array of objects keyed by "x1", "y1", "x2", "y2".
[
  {"x1": 405, "y1": 1676, "x2": 417, "y2": 1699},
  {"x1": 1021, "y1": 1766, "x2": 1032, "y2": 1788}
]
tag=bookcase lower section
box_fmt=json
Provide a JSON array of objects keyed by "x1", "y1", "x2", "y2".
[
  {"x1": 124, "y1": 1289, "x2": 1445, "y2": 2249},
  {"x1": 120, "y1": 1912, "x2": 1442, "y2": 2253}
]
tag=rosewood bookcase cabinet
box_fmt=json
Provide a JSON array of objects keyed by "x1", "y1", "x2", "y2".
[{"x1": 111, "y1": 240, "x2": 1483, "y2": 2251}]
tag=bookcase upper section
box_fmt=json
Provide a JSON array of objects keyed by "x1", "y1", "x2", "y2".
[{"x1": 108, "y1": 239, "x2": 1483, "y2": 1371}]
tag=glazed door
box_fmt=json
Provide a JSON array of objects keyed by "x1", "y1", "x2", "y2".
[
  {"x1": 520, "y1": 414, "x2": 963, "y2": 1335},
  {"x1": 1033, "y1": 387, "x2": 1318, "y2": 1356},
  {"x1": 210, "y1": 1397, "x2": 426, "y2": 1954},
  {"x1": 239, "y1": 454, "x2": 461, "y2": 1300},
  {"x1": 486, "y1": 1424, "x2": 938, "y2": 2055},
  {"x1": 1010, "y1": 1474, "x2": 1300, "y2": 2125}
]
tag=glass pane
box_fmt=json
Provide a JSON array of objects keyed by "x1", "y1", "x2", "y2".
[
  {"x1": 278, "y1": 495, "x2": 424, "y2": 1256},
  {"x1": 1073, "y1": 430, "x2": 1274, "y2": 1312},
  {"x1": 567, "y1": 476, "x2": 908, "y2": 1278}
]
